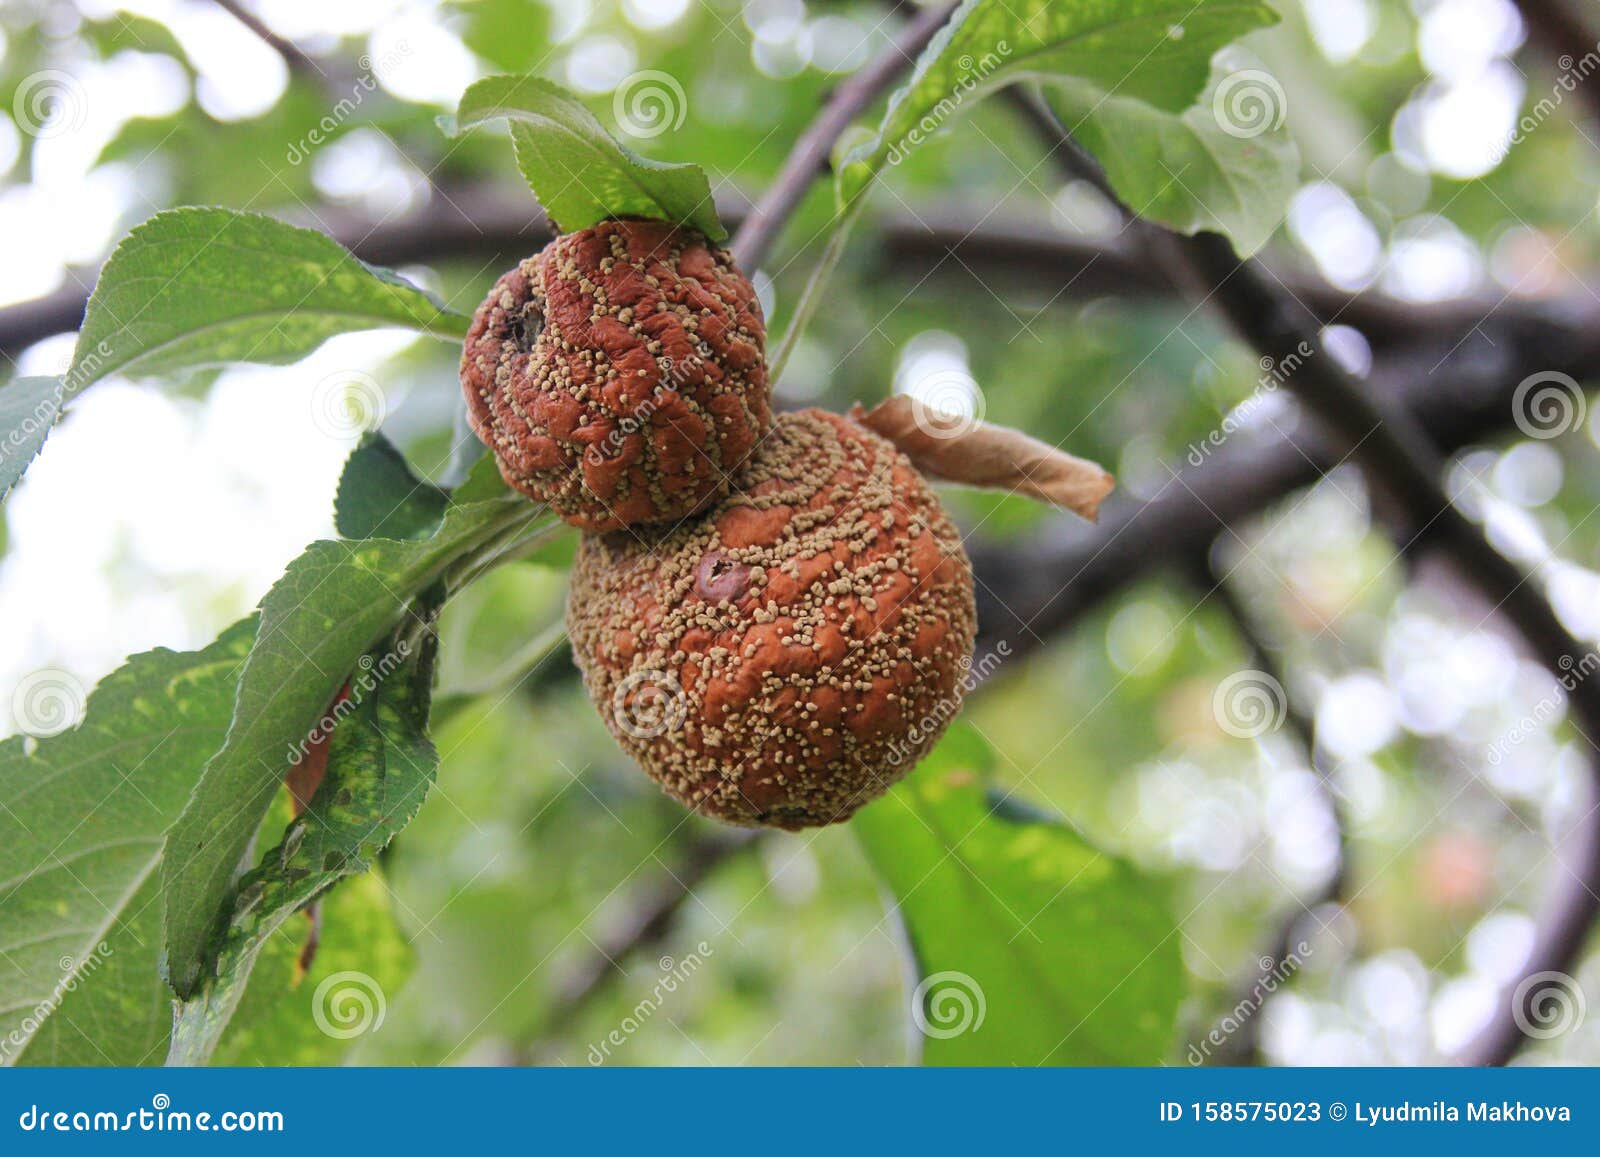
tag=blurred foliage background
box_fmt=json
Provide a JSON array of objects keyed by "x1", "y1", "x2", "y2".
[{"x1": 2, "y1": 0, "x2": 1599, "y2": 1065}]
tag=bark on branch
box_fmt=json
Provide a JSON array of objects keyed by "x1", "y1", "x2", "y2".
[{"x1": 6, "y1": 187, "x2": 1593, "y2": 362}]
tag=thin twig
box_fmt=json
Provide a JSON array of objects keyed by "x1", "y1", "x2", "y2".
[
  {"x1": 1198, "y1": 559, "x2": 1346, "y2": 883},
  {"x1": 530, "y1": 831, "x2": 758, "y2": 1052},
  {"x1": 208, "y1": 0, "x2": 326, "y2": 80},
  {"x1": 1189, "y1": 556, "x2": 1350, "y2": 1065},
  {"x1": 729, "y1": 1, "x2": 957, "y2": 271},
  {"x1": 766, "y1": 211, "x2": 853, "y2": 379}
]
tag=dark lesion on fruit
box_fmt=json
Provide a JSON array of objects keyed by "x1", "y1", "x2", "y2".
[
  {"x1": 694, "y1": 550, "x2": 752, "y2": 603},
  {"x1": 510, "y1": 294, "x2": 544, "y2": 352},
  {"x1": 755, "y1": 806, "x2": 816, "y2": 831}
]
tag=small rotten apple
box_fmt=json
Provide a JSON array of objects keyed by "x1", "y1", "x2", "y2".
[{"x1": 461, "y1": 219, "x2": 770, "y2": 531}]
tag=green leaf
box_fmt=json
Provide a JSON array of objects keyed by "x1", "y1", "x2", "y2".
[
  {"x1": 854, "y1": 725, "x2": 1184, "y2": 1065},
  {"x1": 335, "y1": 433, "x2": 450, "y2": 541},
  {"x1": 441, "y1": 397, "x2": 489, "y2": 489},
  {"x1": 0, "y1": 377, "x2": 66, "y2": 502},
  {"x1": 168, "y1": 635, "x2": 439, "y2": 1065},
  {"x1": 450, "y1": 449, "x2": 512, "y2": 505},
  {"x1": 161, "y1": 492, "x2": 536, "y2": 998},
  {"x1": 448, "y1": 0, "x2": 552, "y2": 73},
  {"x1": 839, "y1": 0, "x2": 1280, "y2": 204},
  {"x1": 11, "y1": 875, "x2": 169, "y2": 1066},
  {"x1": 1051, "y1": 56, "x2": 1299, "y2": 255},
  {"x1": 83, "y1": 11, "x2": 191, "y2": 63},
  {"x1": 69, "y1": 208, "x2": 470, "y2": 391},
  {"x1": 443, "y1": 75, "x2": 726, "y2": 241},
  {"x1": 0, "y1": 618, "x2": 256, "y2": 1066},
  {"x1": 210, "y1": 871, "x2": 412, "y2": 1065}
]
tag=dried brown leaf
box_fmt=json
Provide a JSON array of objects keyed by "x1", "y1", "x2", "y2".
[{"x1": 851, "y1": 397, "x2": 1115, "y2": 522}]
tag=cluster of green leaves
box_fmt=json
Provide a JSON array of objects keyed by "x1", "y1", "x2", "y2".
[
  {"x1": 754, "y1": 0, "x2": 1297, "y2": 372},
  {"x1": 0, "y1": 198, "x2": 550, "y2": 1061},
  {"x1": 840, "y1": 0, "x2": 1297, "y2": 254},
  {"x1": 0, "y1": 0, "x2": 1300, "y2": 1066}
]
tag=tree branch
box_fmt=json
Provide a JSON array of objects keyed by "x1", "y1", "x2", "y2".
[
  {"x1": 531, "y1": 830, "x2": 757, "y2": 1051},
  {"x1": 970, "y1": 291, "x2": 1600, "y2": 660},
  {"x1": 1011, "y1": 85, "x2": 1600, "y2": 1069},
  {"x1": 4, "y1": 184, "x2": 1593, "y2": 362},
  {"x1": 207, "y1": 0, "x2": 326, "y2": 81},
  {"x1": 730, "y1": 1, "x2": 957, "y2": 271},
  {"x1": 1513, "y1": 0, "x2": 1600, "y2": 131}
]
